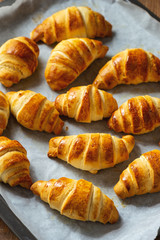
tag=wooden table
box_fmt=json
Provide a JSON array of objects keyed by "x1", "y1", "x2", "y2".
[
  {"x1": 0, "y1": 0, "x2": 160, "y2": 239},
  {"x1": 138, "y1": 0, "x2": 160, "y2": 18}
]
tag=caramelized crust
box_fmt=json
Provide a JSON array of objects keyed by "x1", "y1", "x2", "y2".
[
  {"x1": 0, "y1": 136, "x2": 32, "y2": 189},
  {"x1": 114, "y1": 150, "x2": 160, "y2": 199},
  {"x1": 108, "y1": 95, "x2": 160, "y2": 134},
  {"x1": 0, "y1": 36, "x2": 39, "y2": 87},
  {"x1": 6, "y1": 90, "x2": 64, "y2": 135},
  {"x1": 0, "y1": 91, "x2": 10, "y2": 135},
  {"x1": 93, "y1": 48, "x2": 160, "y2": 90},
  {"x1": 55, "y1": 85, "x2": 118, "y2": 122},
  {"x1": 30, "y1": 6, "x2": 112, "y2": 44},
  {"x1": 48, "y1": 133, "x2": 135, "y2": 173},
  {"x1": 30, "y1": 177, "x2": 119, "y2": 224},
  {"x1": 45, "y1": 38, "x2": 108, "y2": 90}
]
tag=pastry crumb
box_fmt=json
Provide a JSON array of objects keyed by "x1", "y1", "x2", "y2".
[
  {"x1": 121, "y1": 201, "x2": 127, "y2": 208},
  {"x1": 65, "y1": 126, "x2": 69, "y2": 131},
  {"x1": 32, "y1": 13, "x2": 43, "y2": 24}
]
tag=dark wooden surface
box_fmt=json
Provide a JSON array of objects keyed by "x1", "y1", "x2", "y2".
[
  {"x1": 0, "y1": 0, "x2": 160, "y2": 239},
  {"x1": 138, "y1": 0, "x2": 160, "y2": 18}
]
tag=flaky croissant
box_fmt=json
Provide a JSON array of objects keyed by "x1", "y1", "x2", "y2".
[
  {"x1": 31, "y1": 177, "x2": 119, "y2": 224},
  {"x1": 108, "y1": 95, "x2": 160, "y2": 135},
  {"x1": 55, "y1": 85, "x2": 118, "y2": 122},
  {"x1": 6, "y1": 90, "x2": 64, "y2": 135},
  {"x1": 114, "y1": 150, "x2": 160, "y2": 199},
  {"x1": 0, "y1": 91, "x2": 10, "y2": 135},
  {"x1": 30, "y1": 6, "x2": 112, "y2": 45},
  {"x1": 0, "y1": 136, "x2": 32, "y2": 189},
  {"x1": 45, "y1": 38, "x2": 108, "y2": 91},
  {"x1": 0, "y1": 36, "x2": 39, "y2": 87},
  {"x1": 93, "y1": 48, "x2": 160, "y2": 90},
  {"x1": 48, "y1": 133, "x2": 135, "y2": 173}
]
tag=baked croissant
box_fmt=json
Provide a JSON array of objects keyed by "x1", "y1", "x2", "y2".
[
  {"x1": 55, "y1": 85, "x2": 118, "y2": 122},
  {"x1": 93, "y1": 48, "x2": 160, "y2": 90},
  {"x1": 48, "y1": 133, "x2": 135, "y2": 173},
  {"x1": 0, "y1": 36, "x2": 39, "y2": 87},
  {"x1": 114, "y1": 150, "x2": 160, "y2": 199},
  {"x1": 6, "y1": 90, "x2": 64, "y2": 135},
  {"x1": 31, "y1": 177, "x2": 119, "y2": 224},
  {"x1": 30, "y1": 6, "x2": 112, "y2": 45},
  {"x1": 45, "y1": 38, "x2": 108, "y2": 91},
  {"x1": 0, "y1": 136, "x2": 32, "y2": 189},
  {"x1": 0, "y1": 91, "x2": 10, "y2": 135},
  {"x1": 108, "y1": 95, "x2": 160, "y2": 135}
]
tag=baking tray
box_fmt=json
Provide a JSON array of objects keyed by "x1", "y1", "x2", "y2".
[{"x1": 0, "y1": 195, "x2": 37, "y2": 240}]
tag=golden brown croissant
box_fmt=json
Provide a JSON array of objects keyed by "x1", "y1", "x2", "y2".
[
  {"x1": 48, "y1": 133, "x2": 135, "y2": 173},
  {"x1": 114, "y1": 150, "x2": 160, "y2": 199},
  {"x1": 30, "y1": 6, "x2": 112, "y2": 45},
  {"x1": 93, "y1": 48, "x2": 160, "y2": 90},
  {"x1": 0, "y1": 36, "x2": 39, "y2": 87},
  {"x1": 0, "y1": 91, "x2": 10, "y2": 135},
  {"x1": 55, "y1": 85, "x2": 118, "y2": 122},
  {"x1": 108, "y1": 95, "x2": 160, "y2": 135},
  {"x1": 0, "y1": 136, "x2": 32, "y2": 189},
  {"x1": 31, "y1": 177, "x2": 119, "y2": 224},
  {"x1": 45, "y1": 38, "x2": 108, "y2": 91},
  {"x1": 6, "y1": 90, "x2": 64, "y2": 135}
]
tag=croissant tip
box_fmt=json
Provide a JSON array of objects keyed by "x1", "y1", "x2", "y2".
[
  {"x1": 30, "y1": 184, "x2": 34, "y2": 192},
  {"x1": 20, "y1": 182, "x2": 32, "y2": 190},
  {"x1": 122, "y1": 135, "x2": 135, "y2": 153},
  {"x1": 30, "y1": 26, "x2": 44, "y2": 43},
  {"x1": 109, "y1": 207, "x2": 119, "y2": 224},
  {"x1": 6, "y1": 91, "x2": 16, "y2": 101},
  {"x1": 30, "y1": 181, "x2": 40, "y2": 195},
  {"x1": 107, "y1": 25, "x2": 112, "y2": 37},
  {"x1": 114, "y1": 182, "x2": 126, "y2": 199},
  {"x1": 47, "y1": 151, "x2": 53, "y2": 158}
]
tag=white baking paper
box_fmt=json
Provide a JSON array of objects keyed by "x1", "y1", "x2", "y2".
[{"x1": 0, "y1": 0, "x2": 160, "y2": 239}]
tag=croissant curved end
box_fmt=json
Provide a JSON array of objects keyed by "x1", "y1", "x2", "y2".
[
  {"x1": 30, "y1": 24, "x2": 44, "y2": 43},
  {"x1": 105, "y1": 20, "x2": 112, "y2": 37},
  {"x1": 19, "y1": 176, "x2": 32, "y2": 189},
  {"x1": 30, "y1": 181, "x2": 44, "y2": 196},
  {"x1": 93, "y1": 76, "x2": 108, "y2": 89},
  {"x1": 114, "y1": 181, "x2": 127, "y2": 199},
  {"x1": 109, "y1": 205, "x2": 119, "y2": 224},
  {"x1": 6, "y1": 91, "x2": 15, "y2": 100},
  {"x1": 122, "y1": 135, "x2": 135, "y2": 153},
  {"x1": 99, "y1": 45, "x2": 109, "y2": 58}
]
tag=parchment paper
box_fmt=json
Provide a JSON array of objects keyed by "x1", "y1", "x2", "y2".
[{"x1": 0, "y1": 0, "x2": 160, "y2": 239}]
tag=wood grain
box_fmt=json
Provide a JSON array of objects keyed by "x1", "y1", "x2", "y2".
[
  {"x1": 0, "y1": 0, "x2": 160, "y2": 240},
  {"x1": 138, "y1": 0, "x2": 160, "y2": 18},
  {"x1": 0, "y1": 219, "x2": 18, "y2": 240}
]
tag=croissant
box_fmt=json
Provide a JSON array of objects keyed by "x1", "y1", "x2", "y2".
[
  {"x1": 6, "y1": 90, "x2": 64, "y2": 135},
  {"x1": 31, "y1": 177, "x2": 119, "y2": 224},
  {"x1": 30, "y1": 6, "x2": 112, "y2": 45},
  {"x1": 93, "y1": 48, "x2": 160, "y2": 90},
  {"x1": 114, "y1": 150, "x2": 160, "y2": 199},
  {"x1": 0, "y1": 91, "x2": 10, "y2": 135},
  {"x1": 108, "y1": 95, "x2": 160, "y2": 135},
  {"x1": 0, "y1": 136, "x2": 32, "y2": 189},
  {"x1": 0, "y1": 36, "x2": 39, "y2": 87},
  {"x1": 55, "y1": 85, "x2": 118, "y2": 123},
  {"x1": 45, "y1": 38, "x2": 108, "y2": 91},
  {"x1": 48, "y1": 133, "x2": 135, "y2": 173}
]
